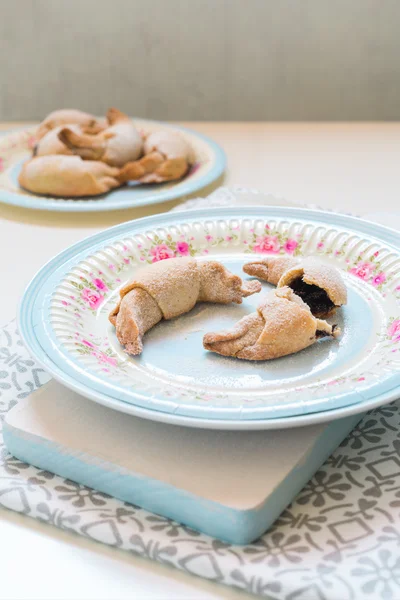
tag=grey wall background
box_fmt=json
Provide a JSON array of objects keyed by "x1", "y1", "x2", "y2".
[{"x1": 1, "y1": 0, "x2": 400, "y2": 121}]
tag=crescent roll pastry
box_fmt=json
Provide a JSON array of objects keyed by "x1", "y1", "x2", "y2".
[
  {"x1": 203, "y1": 287, "x2": 340, "y2": 361},
  {"x1": 58, "y1": 108, "x2": 143, "y2": 168},
  {"x1": 18, "y1": 155, "x2": 121, "y2": 197},
  {"x1": 36, "y1": 109, "x2": 106, "y2": 140},
  {"x1": 34, "y1": 124, "x2": 84, "y2": 157},
  {"x1": 109, "y1": 258, "x2": 261, "y2": 356},
  {"x1": 243, "y1": 257, "x2": 347, "y2": 317},
  {"x1": 118, "y1": 130, "x2": 193, "y2": 184}
]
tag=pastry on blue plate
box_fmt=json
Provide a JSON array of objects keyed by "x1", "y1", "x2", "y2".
[
  {"x1": 109, "y1": 257, "x2": 261, "y2": 356},
  {"x1": 243, "y1": 257, "x2": 347, "y2": 317},
  {"x1": 19, "y1": 155, "x2": 121, "y2": 197},
  {"x1": 203, "y1": 286, "x2": 340, "y2": 361}
]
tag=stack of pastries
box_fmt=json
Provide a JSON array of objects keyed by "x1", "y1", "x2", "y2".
[
  {"x1": 19, "y1": 108, "x2": 194, "y2": 197},
  {"x1": 110, "y1": 255, "x2": 347, "y2": 361}
]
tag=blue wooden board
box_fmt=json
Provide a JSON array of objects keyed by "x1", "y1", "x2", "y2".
[{"x1": 4, "y1": 381, "x2": 362, "y2": 544}]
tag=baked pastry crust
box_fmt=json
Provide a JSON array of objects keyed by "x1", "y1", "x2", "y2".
[
  {"x1": 243, "y1": 256, "x2": 298, "y2": 286},
  {"x1": 34, "y1": 124, "x2": 83, "y2": 157},
  {"x1": 59, "y1": 108, "x2": 143, "y2": 168},
  {"x1": 36, "y1": 109, "x2": 106, "y2": 140},
  {"x1": 18, "y1": 155, "x2": 121, "y2": 197},
  {"x1": 119, "y1": 130, "x2": 193, "y2": 183},
  {"x1": 109, "y1": 258, "x2": 261, "y2": 355},
  {"x1": 243, "y1": 256, "x2": 347, "y2": 317},
  {"x1": 278, "y1": 260, "x2": 347, "y2": 314},
  {"x1": 203, "y1": 286, "x2": 340, "y2": 361}
]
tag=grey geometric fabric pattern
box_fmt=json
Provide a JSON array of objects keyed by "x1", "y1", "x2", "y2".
[{"x1": 2, "y1": 320, "x2": 400, "y2": 599}]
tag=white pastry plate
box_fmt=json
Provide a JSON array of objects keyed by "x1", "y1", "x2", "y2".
[
  {"x1": 18, "y1": 206, "x2": 400, "y2": 429},
  {"x1": 0, "y1": 121, "x2": 225, "y2": 211}
]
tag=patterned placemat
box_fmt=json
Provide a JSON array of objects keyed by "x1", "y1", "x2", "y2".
[
  {"x1": 2, "y1": 321, "x2": 400, "y2": 599},
  {"x1": 1, "y1": 189, "x2": 400, "y2": 599}
]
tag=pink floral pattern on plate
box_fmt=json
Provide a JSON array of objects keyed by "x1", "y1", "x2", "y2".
[
  {"x1": 64, "y1": 273, "x2": 115, "y2": 315},
  {"x1": 245, "y1": 226, "x2": 304, "y2": 257},
  {"x1": 129, "y1": 233, "x2": 202, "y2": 264},
  {"x1": 387, "y1": 318, "x2": 400, "y2": 343},
  {"x1": 67, "y1": 220, "x2": 396, "y2": 301},
  {"x1": 348, "y1": 251, "x2": 389, "y2": 292},
  {"x1": 73, "y1": 333, "x2": 126, "y2": 373}
]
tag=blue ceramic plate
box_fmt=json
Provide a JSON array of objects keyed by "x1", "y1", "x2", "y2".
[
  {"x1": 18, "y1": 207, "x2": 400, "y2": 429},
  {"x1": 0, "y1": 121, "x2": 225, "y2": 212}
]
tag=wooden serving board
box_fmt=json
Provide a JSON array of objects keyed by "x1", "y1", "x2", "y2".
[{"x1": 4, "y1": 381, "x2": 361, "y2": 544}]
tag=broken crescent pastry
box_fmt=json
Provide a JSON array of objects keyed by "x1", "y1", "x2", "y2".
[
  {"x1": 18, "y1": 155, "x2": 121, "y2": 197},
  {"x1": 109, "y1": 258, "x2": 261, "y2": 356},
  {"x1": 36, "y1": 109, "x2": 106, "y2": 141},
  {"x1": 203, "y1": 286, "x2": 340, "y2": 361},
  {"x1": 243, "y1": 256, "x2": 347, "y2": 317},
  {"x1": 58, "y1": 108, "x2": 143, "y2": 167},
  {"x1": 243, "y1": 256, "x2": 298, "y2": 286}
]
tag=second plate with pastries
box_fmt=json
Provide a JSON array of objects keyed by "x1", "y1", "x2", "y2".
[{"x1": 0, "y1": 110, "x2": 225, "y2": 212}]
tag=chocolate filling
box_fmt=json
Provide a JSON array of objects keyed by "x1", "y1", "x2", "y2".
[
  {"x1": 316, "y1": 324, "x2": 337, "y2": 339},
  {"x1": 290, "y1": 277, "x2": 334, "y2": 315},
  {"x1": 316, "y1": 329, "x2": 329, "y2": 339}
]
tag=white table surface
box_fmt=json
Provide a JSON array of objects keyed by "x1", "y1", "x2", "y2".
[{"x1": 0, "y1": 121, "x2": 399, "y2": 599}]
